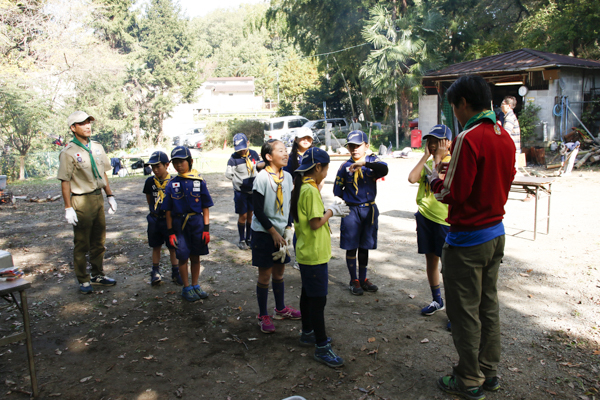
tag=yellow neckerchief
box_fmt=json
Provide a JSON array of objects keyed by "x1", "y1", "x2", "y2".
[
  {"x1": 241, "y1": 151, "x2": 254, "y2": 176},
  {"x1": 351, "y1": 156, "x2": 365, "y2": 195},
  {"x1": 302, "y1": 176, "x2": 330, "y2": 233},
  {"x1": 153, "y1": 176, "x2": 169, "y2": 210},
  {"x1": 178, "y1": 169, "x2": 203, "y2": 181},
  {"x1": 266, "y1": 165, "x2": 284, "y2": 215}
]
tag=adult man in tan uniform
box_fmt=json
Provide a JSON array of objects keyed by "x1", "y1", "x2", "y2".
[{"x1": 58, "y1": 111, "x2": 118, "y2": 294}]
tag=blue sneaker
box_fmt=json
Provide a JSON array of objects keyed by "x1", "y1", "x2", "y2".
[
  {"x1": 314, "y1": 343, "x2": 344, "y2": 368},
  {"x1": 299, "y1": 331, "x2": 332, "y2": 347},
  {"x1": 171, "y1": 268, "x2": 183, "y2": 286},
  {"x1": 90, "y1": 275, "x2": 116, "y2": 286},
  {"x1": 421, "y1": 299, "x2": 445, "y2": 316},
  {"x1": 193, "y1": 284, "x2": 208, "y2": 299},
  {"x1": 150, "y1": 269, "x2": 162, "y2": 286},
  {"x1": 79, "y1": 282, "x2": 93, "y2": 294},
  {"x1": 181, "y1": 286, "x2": 200, "y2": 302}
]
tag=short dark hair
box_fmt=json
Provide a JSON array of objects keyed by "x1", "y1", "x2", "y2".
[
  {"x1": 261, "y1": 139, "x2": 282, "y2": 166},
  {"x1": 446, "y1": 75, "x2": 492, "y2": 112},
  {"x1": 503, "y1": 96, "x2": 517, "y2": 109}
]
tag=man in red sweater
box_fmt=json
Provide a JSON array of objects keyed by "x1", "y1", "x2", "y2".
[{"x1": 430, "y1": 75, "x2": 516, "y2": 400}]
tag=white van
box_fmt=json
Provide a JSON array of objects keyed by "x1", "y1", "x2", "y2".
[{"x1": 263, "y1": 116, "x2": 309, "y2": 142}]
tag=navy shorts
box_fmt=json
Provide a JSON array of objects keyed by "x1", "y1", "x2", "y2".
[
  {"x1": 299, "y1": 263, "x2": 328, "y2": 297},
  {"x1": 172, "y1": 214, "x2": 209, "y2": 260},
  {"x1": 415, "y1": 211, "x2": 450, "y2": 257},
  {"x1": 147, "y1": 214, "x2": 174, "y2": 248},
  {"x1": 251, "y1": 230, "x2": 291, "y2": 268},
  {"x1": 234, "y1": 190, "x2": 253, "y2": 215},
  {"x1": 340, "y1": 204, "x2": 379, "y2": 250}
]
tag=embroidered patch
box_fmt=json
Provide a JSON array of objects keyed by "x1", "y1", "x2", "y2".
[
  {"x1": 494, "y1": 124, "x2": 501, "y2": 135},
  {"x1": 77, "y1": 157, "x2": 83, "y2": 162},
  {"x1": 173, "y1": 182, "x2": 180, "y2": 188},
  {"x1": 95, "y1": 149, "x2": 101, "y2": 155}
]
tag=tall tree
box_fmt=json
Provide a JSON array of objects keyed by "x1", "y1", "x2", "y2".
[{"x1": 138, "y1": 0, "x2": 201, "y2": 144}]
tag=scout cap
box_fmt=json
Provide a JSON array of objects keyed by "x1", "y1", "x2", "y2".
[
  {"x1": 422, "y1": 124, "x2": 452, "y2": 141},
  {"x1": 146, "y1": 151, "x2": 169, "y2": 165},
  {"x1": 67, "y1": 111, "x2": 95, "y2": 127},
  {"x1": 346, "y1": 130, "x2": 368, "y2": 145},
  {"x1": 295, "y1": 147, "x2": 330, "y2": 174},
  {"x1": 171, "y1": 146, "x2": 192, "y2": 159},
  {"x1": 233, "y1": 133, "x2": 249, "y2": 151}
]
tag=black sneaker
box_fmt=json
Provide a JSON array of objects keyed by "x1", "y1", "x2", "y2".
[
  {"x1": 237, "y1": 241, "x2": 248, "y2": 250},
  {"x1": 483, "y1": 377, "x2": 500, "y2": 391},
  {"x1": 349, "y1": 280, "x2": 364, "y2": 296},
  {"x1": 360, "y1": 279, "x2": 378, "y2": 292},
  {"x1": 299, "y1": 331, "x2": 332, "y2": 347},
  {"x1": 314, "y1": 343, "x2": 344, "y2": 368},
  {"x1": 438, "y1": 375, "x2": 485, "y2": 400},
  {"x1": 171, "y1": 267, "x2": 183, "y2": 286},
  {"x1": 150, "y1": 269, "x2": 162, "y2": 286},
  {"x1": 90, "y1": 275, "x2": 116, "y2": 286}
]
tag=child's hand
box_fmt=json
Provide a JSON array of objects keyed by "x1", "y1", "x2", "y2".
[
  {"x1": 348, "y1": 160, "x2": 366, "y2": 173},
  {"x1": 423, "y1": 143, "x2": 431, "y2": 159},
  {"x1": 271, "y1": 231, "x2": 286, "y2": 248},
  {"x1": 436, "y1": 139, "x2": 451, "y2": 157}
]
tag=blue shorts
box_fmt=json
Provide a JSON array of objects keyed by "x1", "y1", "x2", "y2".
[
  {"x1": 147, "y1": 214, "x2": 174, "y2": 249},
  {"x1": 340, "y1": 204, "x2": 379, "y2": 250},
  {"x1": 251, "y1": 230, "x2": 291, "y2": 268},
  {"x1": 234, "y1": 190, "x2": 253, "y2": 215},
  {"x1": 415, "y1": 211, "x2": 450, "y2": 257},
  {"x1": 299, "y1": 263, "x2": 328, "y2": 297},
  {"x1": 172, "y1": 213, "x2": 209, "y2": 260}
]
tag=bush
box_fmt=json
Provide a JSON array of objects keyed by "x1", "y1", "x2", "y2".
[
  {"x1": 203, "y1": 119, "x2": 265, "y2": 150},
  {"x1": 519, "y1": 103, "x2": 541, "y2": 146}
]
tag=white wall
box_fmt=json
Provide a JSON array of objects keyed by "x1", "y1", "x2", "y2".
[{"x1": 418, "y1": 95, "x2": 438, "y2": 137}]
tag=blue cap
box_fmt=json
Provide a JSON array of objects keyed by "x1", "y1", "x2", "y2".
[
  {"x1": 233, "y1": 133, "x2": 248, "y2": 151},
  {"x1": 171, "y1": 146, "x2": 192, "y2": 159},
  {"x1": 422, "y1": 124, "x2": 452, "y2": 141},
  {"x1": 146, "y1": 151, "x2": 169, "y2": 165},
  {"x1": 346, "y1": 130, "x2": 368, "y2": 145},
  {"x1": 295, "y1": 147, "x2": 330, "y2": 173}
]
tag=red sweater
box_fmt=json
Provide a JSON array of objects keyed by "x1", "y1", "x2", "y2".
[{"x1": 432, "y1": 121, "x2": 516, "y2": 231}]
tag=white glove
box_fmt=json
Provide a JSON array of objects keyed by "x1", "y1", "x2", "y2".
[
  {"x1": 107, "y1": 196, "x2": 117, "y2": 214},
  {"x1": 283, "y1": 228, "x2": 294, "y2": 247},
  {"x1": 271, "y1": 245, "x2": 287, "y2": 263},
  {"x1": 65, "y1": 207, "x2": 78, "y2": 226},
  {"x1": 327, "y1": 202, "x2": 350, "y2": 218}
]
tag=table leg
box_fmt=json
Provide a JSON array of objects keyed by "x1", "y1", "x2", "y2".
[
  {"x1": 533, "y1": 186, "x2": 539, "y2": 241},
  {"x1": 546, "y1": 183, "x2": 552, "y2": 234},
  {"x1": 19, "y1": 290, "x2": 38, "y2": 397}
]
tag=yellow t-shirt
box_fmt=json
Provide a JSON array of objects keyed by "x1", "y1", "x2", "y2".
[
  {"x1": 294, "y1": 183, "x2": 331, "y2": 265},
  {"x1": 57, "y1": 140, "x2": 111, "y2": 194},
  {"x1": 416, "y1": 159, "x2": 450, "y2": 226}
]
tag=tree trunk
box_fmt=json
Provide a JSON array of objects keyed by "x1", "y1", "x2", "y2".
[
  {"x1": 134, "y1": 102, "x2": 142, "y2": 149},
  {"x1": 19, "y1": 155, "x2": 25, "y2": 180},
  {"x1": 156, "y1": 112, "x2": 164, "y2": 145}
]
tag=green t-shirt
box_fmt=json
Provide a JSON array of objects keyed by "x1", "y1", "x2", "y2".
[
  {"x1": 294, "y1": 183, "x2": 331, "y2": 265},
  {"x1": 416, "y1": 160, "x2": 450, "y2": 226}
]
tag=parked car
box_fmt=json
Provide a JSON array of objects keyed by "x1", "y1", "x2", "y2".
[
  {"x1": 182, "y1": 127, "x2": 206, "y2": 149},
  {"x1": 409, "y1": 118, "x2": 419, "y2": 129},
  {"x1": 263, "y1": 116, "x2": 309, "y2": 142},
  {"x1": 303, "y1": 118, "x2": 350, "y2": 143}
]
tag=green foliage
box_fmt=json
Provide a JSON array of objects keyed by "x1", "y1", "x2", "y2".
[
  {"x1": 203, "y1": 121, "x2": 229, "y2": 151},
  {"x1": 275, "y1": 100, "x2": 294, "y2": 117},
  {"x1": 228, "y1": 120, "x2": 265, "y2": 146},
  {"x1": 519, "y1": 103, "x2": 542, "y2": 146}
]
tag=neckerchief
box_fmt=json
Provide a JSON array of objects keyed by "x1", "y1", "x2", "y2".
[
  {"x1": 178, "y1": 169, "x2": 203, "y2": 181},
  {"x1": 463, "y1": 110, "x2": 496, "y2": 131},
  {"x1": 71, "y1": 136, "x2": 101, "y2": 180},
  {"x1": 266, "y1": 165, "x2": 284, "y2": 215},
  {"x1": 153, "y1": 177, "x2": 169, "y2": 210},
  {"x1": 241, "y1": 152, "x2": 254, "y2": 176},
  {"x1": 351, "y1": 156, "x2": 365, "y2": 195}
]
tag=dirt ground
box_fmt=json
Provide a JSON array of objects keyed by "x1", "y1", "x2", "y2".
[{"x1": 1, "y1": 154, "x2": 599, "y2": 400}]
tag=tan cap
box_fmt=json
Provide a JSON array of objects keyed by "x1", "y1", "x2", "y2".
[{"x1": 67, "y1": 111, "x2": 95, "y2": 128}]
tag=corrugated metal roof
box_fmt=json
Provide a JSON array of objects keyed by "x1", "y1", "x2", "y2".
[
  {"x1": 425, "y1": 48, "x2": 600, "y2": 78},
  {"x1": 213, "y1": 85, "x2": 255, "y2": 93}
]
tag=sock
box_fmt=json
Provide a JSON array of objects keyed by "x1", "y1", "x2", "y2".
[
  {"x1": 171, "y1": 265, "x2": 179, "y2": 275},
  {"x1": 152, "y1": 263, "x2": 159, "y2": 272},
  {"x1": 237, "y1": 222, "x2": 245, "y2": 242},
  {"x1": 310, "y1": 296, "x2": 327, "y2": 345},
  {"x1": 431, "y1": 285, "x2": 442, "y2": 304},
  {"x1": 245, "y1": 222, "x2": 252, "y2": 242},
  {"x1": 346, "y1": 255, "x2": 357, "y2": 281},
  {"x1": 358, "y1": 248, "x2": 369, "y2": 282},
  {"x1": 272, "y1": 278, "x2": 285, "y2": 311},
  {"x1": 300, "y1": 287, "x2": 312, "y2": 333},
  {"x1": 256, "y1": 282, "x2": 269, "y2": 316}
]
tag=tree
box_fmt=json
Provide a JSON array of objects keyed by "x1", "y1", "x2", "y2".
[
  {"x1": 360, "y1": 4, "x2": 442, "y2": 146},
  {"x1": 0, "y1": 82, "x2": 51, "y2": 180}
]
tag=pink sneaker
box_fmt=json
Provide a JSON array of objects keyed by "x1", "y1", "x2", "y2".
[
  {"x1": 257, "y1": 315, "x2": 275, "y2": 333},
  {"x1": 273, "y1": 306, "x2": 301, "y2": 320}
]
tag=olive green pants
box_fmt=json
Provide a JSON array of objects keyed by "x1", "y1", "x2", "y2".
[
  {"x1": 441, "y1": 235, "x2": 504, "y2": 388},
  {"x1": 71, "y1": 191, "x2": 106, "y2": 283}
]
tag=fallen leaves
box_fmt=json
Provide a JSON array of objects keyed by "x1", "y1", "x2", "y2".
[
  {"x1": 80, "y1": 376, "x2": 92, "y2": 383},
  {"x1": 421, "y1": 338, "x2": 429, "y2": 343},
  {"x1": 158, "y1": 337, "x2": 168, "y2": 342},
  {"x1": 367, "y1": 337, "x2": 376, "y2": 343}
]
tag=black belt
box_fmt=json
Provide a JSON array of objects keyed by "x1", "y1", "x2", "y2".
[
  {"x1": 346, "y1": 201, "x2": 375, "y2": 207},
  {"x1": 72, "y1": 189, "x2": 101, "y2": 196},
  {"x1": 150, "y1": 213, "x2": 166, "y2": 219}
]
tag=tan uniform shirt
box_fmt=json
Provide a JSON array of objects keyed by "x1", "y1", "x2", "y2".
[{"x1": 57, "y1": 140, "x2": 111, "y2": 194}]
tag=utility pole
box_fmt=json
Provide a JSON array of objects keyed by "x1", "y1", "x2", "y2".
[{"x1": 392, "y1": 0, "x2": 399, "y2": 149}]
